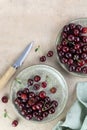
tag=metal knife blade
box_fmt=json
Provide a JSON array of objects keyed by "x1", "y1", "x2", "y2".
[{"x1": 13, "y1": 41, "x2": 34, "y2": 69}]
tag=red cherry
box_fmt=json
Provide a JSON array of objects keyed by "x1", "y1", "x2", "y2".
[
  {"x1": 41, "y1": 82, "x2": 47, "y2": 88},
  {"x1": 21, "y1": 93, "x2": 27, "y2": 100},
  {"x1": 47, "y1": 51, "x2": 53, "y2": 57},
  {"x1": 34, "y1": 75, "x2": 41, "y2": 82},
  {"x1": 32, "y1": 105, "x2": 37, "y2": 110},
  {"x1": 62, "y1": 46, "x2": 69, "y2": 52},
  {"x1": 39, "y1": 91, "x2": 46, "y2": 99},
  {"x1": 33, "y1": 84, "x2": 40, "y2": 90},
  {"x1": 74, "y1": 44, "x2": 80, "y2": 50},
  {"x1": 12, "y1": 120, "x2": 18, "y2": 127},
  {"x1": 1, "y1": 96, "x2": 8, "y2": 103},
  {"x1": 40, "y1": 56, "x2": 46, "y2": 62},
  {"x1": 82, "y1": 27, "x2": 87, "y2": 33},
  {"x1": 78, "y1": 60, "x2": 85, "y2": 66},
  {"x1": 27, "y1": 79, "x2": 33, "y2": 86}
]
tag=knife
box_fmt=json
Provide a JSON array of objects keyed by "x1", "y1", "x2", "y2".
[{"x1": 0, "y1": 41, "x2": 34, "y2": 90}]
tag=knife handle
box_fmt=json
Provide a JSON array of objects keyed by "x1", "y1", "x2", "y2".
[{"x1": 0, "y1": 66, "x2": 16, "y2": 90}]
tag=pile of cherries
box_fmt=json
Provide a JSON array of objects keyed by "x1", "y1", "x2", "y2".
[
  {"x1": 14, "y1": 75, "x2": 58, "y2": 121},
  {"x1": 57, "y1": 23, "x2": 87, "y2": 74}
]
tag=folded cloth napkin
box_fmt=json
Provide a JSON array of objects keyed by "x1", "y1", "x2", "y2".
[{"x1": 52, "y1": 82, "x2": 87, "y2": 130}]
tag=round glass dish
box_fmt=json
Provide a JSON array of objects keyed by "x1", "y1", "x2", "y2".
[
  {"x1": 56, "y1": 18, "x2": 87, "y2": 77},
  {"x1": 10, "y1": 65, "x2": 68, "y2": 123}
]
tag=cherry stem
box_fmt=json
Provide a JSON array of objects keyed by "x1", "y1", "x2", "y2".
[{"x1": 4, "y1": 109, "x2": 12, "y2": 120}]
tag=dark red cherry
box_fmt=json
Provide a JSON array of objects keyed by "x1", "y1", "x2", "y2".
[
  {"x1": 62, "y1": 46, "x2": 69, "y2": 52},
  {"x1": 75, "y1": 66, "x2": 82, "y2": 72},
  {"x1": 29, "y1": 92, "x2": 35, "y2": 98},
  {"x1": 12, "y1": 120, "x2": 18, "y2": 127},
  {"x1": 36, "y1": 102, "x2": 43, "y2": 110},
  {"x1": 63, "y1": 25, "x2": 70, "y2": 32},
  {"x1": 28, "y1": 97, "x2": 35, "y2": 106},
  {"x1": 17, "y1": 90, "x2": 22, "y2": 97},
  {"x1": 1, "y1": 96, "x2": 8, "y2": 103},
  {"x1": 67, "y1": 59, "x2": 73, "y2": 65},
  {"x1": 27, "y1": 79, "x2": 33, "y2": 86},
  {"x1": 82, "y1": 36, "x2": 87, "y2": 43},
  {"x1": 83, "y1": 46, "x2": 87, "y2": 52},
  {"x1": 82, "y1": 27, "x2": 87, "y2": 33},
  {"x1": 78, "y1": 60, "x2": 85, "y2": 67},
  {"x1": 74, "y1": 44, "x2": 80, "y2": 50},
  {"x1": 41, "y1": 82, "x2": 47, "y2": 88},
  {"x1": 21, "y1": 93, "x2": 27, "y2": 100},
  {"x1": 76, "y1": 24, "x2": 83, "y2": 32},
  {"x1": 68, "y1": 35, "x2": 75, "y2": 42},
  {"x1": 34, "y1": 75, "x2": 41, "y2": 82},
  {"x1": 42, "y1": 111, "x2": 48, "y2": 118},
  {"x1": 26, "y1": 114, "x2": 33, "y2": 120},
  {"x1": 48, "y1": 107, "x2": 55, "y2": 114},
  {"x1": 69, "y1": 65, "x2": 76, "y2": 72},
  {"x1": 44, "y1": 96, "x2": 51, "y2": 103},
  {"x1": 61, "y1": 32, "x2": 67, "y2": 39},
  {"x1": 57, "y1": 45, "x2": 63, "y2": 51},
  {"x1": 61, "y1": 57, "x2": 68, "y2": 64},
  {"x1": 58, "y1": 51, "x2": 64, "y2": 57},
  {"x1": 23, "y1": 88, "x2": 29, "y2": 94},
  {"x1": 47, "y1": 51, "x2": 53, "y2": 57},
  {"x1": 74, "y1": 37, "x2": 80, "y2": 42},
  {"x1": 65, "y1": 52, "x2": 72, "y2": 58},
  {"x1": 82, "y1": 66, "x2": 87, "y2": 74},
  {"x1": 39, "y1": 91, "x2": 46, "y2": 99},
  {"x1": 81, "y1": 53, "x2": 87, "y2": 60},
  {"x1": 33, "y1": 111, "x2": 38, "y2": 118},
  {"x1": 33, "y1": 84, "x2": 40, "y2": 90},
  {"x1": 36, "y1": 115, "x2": 43, "y2": 121},
  {"x1": 52, "y1": 100, "x2": 58, "y2": 107},
  {"x1": 40, "y1": 56, "x2": 46, "y2": 62},
  {"x1": 69, "y1": 23, "x2": 76, "y2": 30},
  {"x1": 73, "y1": 29, "x2": 80, "y2": 36},
  {"x1": 61, "y1": 40, "x2": 67, "y2": 46}
]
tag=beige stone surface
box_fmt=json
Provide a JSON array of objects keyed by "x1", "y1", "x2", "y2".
[{"x1": 0, "y1": 0, "x2": 87, "y2": 130}]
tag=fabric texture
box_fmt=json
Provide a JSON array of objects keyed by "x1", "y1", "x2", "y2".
[{"x1": 52, "y1": 82, "x2": 87, "y2": 130}]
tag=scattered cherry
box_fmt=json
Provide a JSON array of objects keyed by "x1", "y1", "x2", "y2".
[
  {"x1": 1, "y1": 96, "x2": 8, "y2": 103},
  {"x1": 40, "y1": 56, "x2": 46, "y2": 62},
  {"x1": 12, "y1": 120, "x2": 18, "y2": 127},
  {"x1": 47, "y1": 51, "x2": 53, "y2": 57}
]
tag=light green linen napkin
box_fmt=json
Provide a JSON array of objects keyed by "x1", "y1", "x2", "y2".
[{"x1": 52, "y1": 82, "x2": 87, "y2": 130}]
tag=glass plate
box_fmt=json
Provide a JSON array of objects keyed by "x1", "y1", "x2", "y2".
[
  {"x1": 10, "y1": 65, "x2": 68, "y2": 123},
  {"x1": 56, "y1": 18, "x2": 87, "y2": 77}
]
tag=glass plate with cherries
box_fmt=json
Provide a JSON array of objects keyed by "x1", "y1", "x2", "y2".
[
  {"x1": 10, "y1": 65, "x2": 68, "y2": 123},
  {"x1": 56, "y1": 18, "x2": 87, "y2": 77}
]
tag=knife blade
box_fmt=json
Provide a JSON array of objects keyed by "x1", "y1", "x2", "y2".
[{"x1": 0, "y1": 41, "x2": 34, "y2": 90}]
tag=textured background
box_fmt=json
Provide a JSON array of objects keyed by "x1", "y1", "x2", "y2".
[{"x1": 0, "y1": 0, "x2": 87, "y2": 130}]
